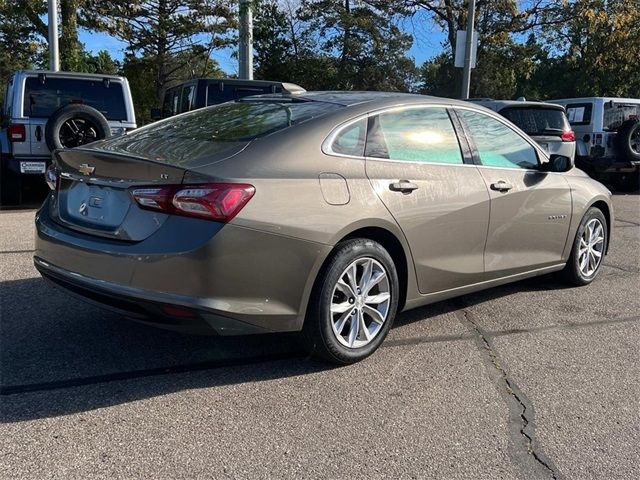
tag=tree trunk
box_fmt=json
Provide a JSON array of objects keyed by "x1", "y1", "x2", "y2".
[{"x1": 60, "y1": 0, "x2": 81, "y2": 70}]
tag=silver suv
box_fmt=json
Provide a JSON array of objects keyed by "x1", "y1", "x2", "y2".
[
  {"x1": 551, "y1": 97, "x2": 640, "y2": 191},
  {"x1": 1, "y1": 70, "x2": 136, "y2": 205},
  {"x1": 468, "y1": 99, "x2": 576, "y2": 162}
]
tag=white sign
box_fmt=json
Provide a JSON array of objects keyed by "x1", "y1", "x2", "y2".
[
  {"x1": 454, "y1": 30, "x2": 479, "y2": 68},
  {"x1": 20, "y1": 161, "x2": 46, "y2": 174}
]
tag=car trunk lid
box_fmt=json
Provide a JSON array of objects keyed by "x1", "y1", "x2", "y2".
[{"x1": 51, "y1": 148, "x2": 189, "y2": 241}]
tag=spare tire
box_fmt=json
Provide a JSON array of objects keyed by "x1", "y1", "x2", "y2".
[
  {"x1": 45, "y1": 104, "x2": 111, "y2": 150},
  {"x1": 614, "y1": 119, "x2": 640, "y2": 162}
]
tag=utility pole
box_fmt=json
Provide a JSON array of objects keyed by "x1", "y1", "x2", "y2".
[
  {"x1": 238, "y1": 0, "x2": 253, "y2": 80},
  {"x1": 460, "y1": 0, "x2": 476, "y2": 99},
  {"x1": 48, "y1": 0, "x2": 60, "y2": 71}
]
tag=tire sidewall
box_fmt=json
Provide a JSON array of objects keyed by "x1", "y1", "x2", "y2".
[
  {"x1": 615, "y1": 120, "x2": 640, "y2": 162},
  {"x1": 312, "y1": 239, "x2": 399, "y2": 364},
  {"x1": 45, "y1": 105, "x2": 111, "y2": 151},
  {"x1": 570, "y1": 208, "x2": 608, "y2": 285}
]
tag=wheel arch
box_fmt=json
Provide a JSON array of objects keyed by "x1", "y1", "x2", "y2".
[
  {"x1": 303, "y1": 224, "x2": 413, "y2": 323},
  {"x1": 589, "y1": 199, "x2": 612, "y2": 254}
]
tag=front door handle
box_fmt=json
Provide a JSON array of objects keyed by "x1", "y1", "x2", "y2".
[
  {"x1": 389, "y1": 180, "x2": 419, "y2": 194},
  {"x1": 490, "y1": 180, "x2": 514, "y2": 192}
]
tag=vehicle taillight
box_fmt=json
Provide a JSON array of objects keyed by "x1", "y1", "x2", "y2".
[
  {"x1": 8, "y1": 124, "x2": 26, "y2": 142},
  {"x1": 595, "y1": 133, "x2": 603, "y2": 145},
  {"x1": 560, "y1": 130, "x2": 576, "y2": 142},
  {"x1": 130, "y1": 183, "x2": 255, "y2": 222}
]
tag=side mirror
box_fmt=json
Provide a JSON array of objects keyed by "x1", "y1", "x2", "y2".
[
  {"x1": 150, "y1": 108, "x2": 162, "y2": 121},
  {"x1": 542, "y1": 154, "x2": 574, "y2": 173}
]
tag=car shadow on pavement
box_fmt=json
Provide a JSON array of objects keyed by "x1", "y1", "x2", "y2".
[{"x1": 1, "y1": 274, "x2": 569, "y2": 423}]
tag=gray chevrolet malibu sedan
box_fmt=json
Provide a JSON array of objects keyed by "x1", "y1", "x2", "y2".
[{"x1": 35, "y1": 92, "x2": 613, "y2": 364}]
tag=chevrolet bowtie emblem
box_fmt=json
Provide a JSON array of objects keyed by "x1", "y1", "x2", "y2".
[{"x1": 78, "y1": 163, "x2": 95, "y2": 176}]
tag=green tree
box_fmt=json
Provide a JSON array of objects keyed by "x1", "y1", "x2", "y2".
[
  {"x1": 85, "y1": 0, "x2": 236, "y2": 105},
  {"x1": 298, "y1": 0, "x2": 416, "y2": 90}
]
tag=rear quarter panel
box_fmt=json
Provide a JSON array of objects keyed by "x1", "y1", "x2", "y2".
[{"x1": 562, "y1": 171, "x2": 613, "y2": 259}]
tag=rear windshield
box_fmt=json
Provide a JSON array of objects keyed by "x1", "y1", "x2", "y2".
[
  {"x1": 23, "y1": 77, "x2": 127, "y2": 120},
  {"x1": 565, "y1": 103, "x2": 593, "y2": 126},
  {"x1": 94, "y1": 100, "x2": 342, "y2": 166},
  {"x1": 499, "y1": 107, "x2": 569, "y2": 135},
  {"x1": 603, "y1": 102, "x2": 640, "y2": 131}
]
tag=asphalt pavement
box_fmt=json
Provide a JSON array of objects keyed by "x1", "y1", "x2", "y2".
[{"x1": 1, "y1": 194, "x2": 639, "y2": 479}]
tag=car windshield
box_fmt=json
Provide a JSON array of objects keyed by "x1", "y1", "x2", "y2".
[
  {"x1": 603, "y1": 102, "x2": 640, "y2": 131},
  {"x1": 94, "y1": 99, "x2": 343, "y2": 167},
  {"x1": 23, "y1": 77, "x2": 127, "y2": 120},
  {"x1": 500, "y1": 107, "x2": 569, "y2": 135}
]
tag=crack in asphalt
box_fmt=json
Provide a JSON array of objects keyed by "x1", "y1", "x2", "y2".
[
  {"x1": 603, "y1": 263, "x2": 640, "y2": 274},
  {"x1": 455, "y1": 303, "x2": 562, "y2": 479},
  {"x1": 0, "y1": 249, "x2": 35, "y2": 255},
  {"x1": 2, "y1": 314, "x2": 638, "y2": 397},
  {"x1": 615, "y1": 217, "x2": 640, "y2": 227}
]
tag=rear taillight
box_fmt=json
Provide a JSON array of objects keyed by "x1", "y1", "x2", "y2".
[
  {"x1": 560, "y1": 130, "x2": 576, "y2": 142},
  {"x1": 8, "y1": 124, "x2": 26, "y2": 142},
  {"x1": 130, "y1": 183, "x2": 255, "y2": 222}
]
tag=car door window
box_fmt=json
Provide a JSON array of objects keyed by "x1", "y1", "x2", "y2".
[
  {"x1": 366, "y1": 107, "x2": 463, "y2": 164},
  {"x1": 331, "y1": 119, "x2": 366, "y2": 156},
  {"x1": 459, "y1": 109, "x2": 539, "y2": 169}
]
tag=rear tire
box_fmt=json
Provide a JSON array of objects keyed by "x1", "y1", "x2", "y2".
[
  {"x1": 45, "y1": 104, "x2": 111, "y2": 151},
  {"x1": 561, "y1": 207, "x2": 608, "y2": 286},
  {"x1": 304, "y1": 238, "x2": 399, "y2": 364},
  {"x1": 614, "y1": 119, "x2": 640, "y2": 162}
]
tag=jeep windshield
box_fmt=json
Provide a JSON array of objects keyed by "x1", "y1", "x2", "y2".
[
  {"x1": 23, "y1": 77, "x2": 127, "y2": 120},
  {"x1": 499, "y1": 107, "x2": 569, "y2": 136}
]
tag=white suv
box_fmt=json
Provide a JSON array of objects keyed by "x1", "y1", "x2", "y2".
[
  {"x1": 0, "y1": 70, "x2": 137, "y2": 205},
  {"x1": 468, "y1": 99, "x2": 576, "y2": 162},
  {"x1": 552, "y1": 97, "x2": 640, "y2": 191}
]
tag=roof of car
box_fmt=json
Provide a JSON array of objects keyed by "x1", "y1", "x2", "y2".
[
  {"x1": 14, "y1": 70, "x2": 126, "y2": 81},
  {"x1": 551, "y1": 97, "x2": 640, "y2": 104},
  {"x1": 469, "y1": 99, "x2": 565, "y2": 111},
  {"x1": 243, "y1": 91, "x2": 478, "y2": 108}
]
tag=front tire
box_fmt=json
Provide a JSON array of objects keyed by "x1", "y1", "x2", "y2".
[
  {"x1": 562, "y1": 207, "x2": 608, "y2": 286},
  {"x1": 305, "y1": 239, "x2": 399, "y2": 364}
]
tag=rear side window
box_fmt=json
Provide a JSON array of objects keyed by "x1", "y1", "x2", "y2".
[
  {"x1": 459, "y1": 109, "x2": 539, "y2": 169},
  {"x1": 365, "y1": 107, "x2": 463, "y2": 164},
  {"x1": 180, "y1": 85, "x2": 195, "y2": 113},
  {"x1": 499, "y1": 107, "x2": 569, "y2": 136},
  {"x1": 565, "y1": 103, "x2": 593, "y2": 126},
  {"x1": 97, "y1": 100, "x2": 343, "y2": 165},
  {"x1": 331, "y1": 119, "x2": 366, "y2": 156},
  {"x1": 23, "y1": 77, "x2": 127, "y2": 120},
  {"x1": 603, "y1": 102, "x2": 640, "y2": 131}
]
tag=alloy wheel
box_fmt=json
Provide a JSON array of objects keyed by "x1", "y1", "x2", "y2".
[
  {"x1": 60, "y1": 118, "x2": 99, "y2": 148},
  {"x1": 578, "y1": 218, "x2": 605, "y2": 277},
  {"x1": 330, "y1": 257, "x2": 391, "y2": 348}
]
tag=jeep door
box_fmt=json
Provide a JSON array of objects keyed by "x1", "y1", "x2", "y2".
[
  {"x1": 364, "y1": 105, "x2": 491, "y2": 294},
  {"x1": 455, "y1": 107, "x2": 572, "y2": 279}
]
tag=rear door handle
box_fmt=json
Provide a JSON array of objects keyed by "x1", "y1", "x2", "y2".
[
  {"x1": 389, "y1": 180, "x2": 419, "y2": 194},
  {"x1": 490, "y1": 180, "x2": 514, "y2": 192}
]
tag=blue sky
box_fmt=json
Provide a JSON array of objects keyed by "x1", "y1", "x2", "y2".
[{"x1": 80, "y1": 11, "x2": 448, "y2": 75}]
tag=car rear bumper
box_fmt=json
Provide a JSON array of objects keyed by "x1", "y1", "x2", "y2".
[
  {"x1": 2, "y1": 154, "x2": 51, "y2": 175},
  {"x1": 34, "y1": 199, "x2": 331, "y2": 335},
  {"x1": 578, "y1": 156, "x2": 640, "y2": 173}
]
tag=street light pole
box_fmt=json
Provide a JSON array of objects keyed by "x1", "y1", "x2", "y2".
[
  {"x1": 47, "y1": 0, "x2": 60, "y2": 71},
  {"x1": 461, "y1": 0, "x2": 476, "y2": 99},
  {"x1": 238, "y1": 0, "x2": 253, "y2": 80}
]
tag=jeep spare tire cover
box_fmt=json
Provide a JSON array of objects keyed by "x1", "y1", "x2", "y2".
[
  {"x1": 45, "y1": 104, "x2": 111, "y2": 151},
  {"x1": 614, "y1": 119, "x2": 640, "y2": 162}
]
